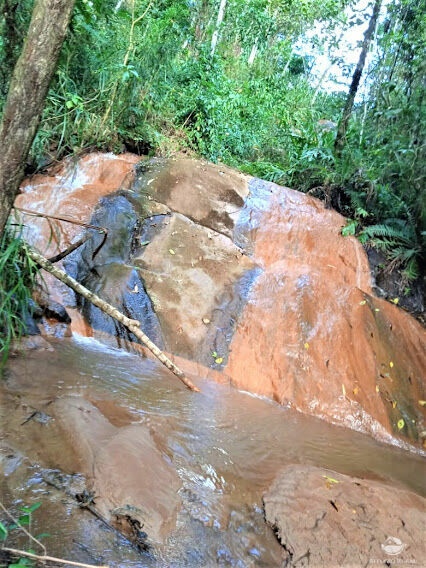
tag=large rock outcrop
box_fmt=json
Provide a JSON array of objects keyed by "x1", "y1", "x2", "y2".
[
  {"x1": 15, "y1": 153, "x2": 425, "y2": 446},
  {"x1": 263, "y1": 464, "x2": 426, "y2": 567}
]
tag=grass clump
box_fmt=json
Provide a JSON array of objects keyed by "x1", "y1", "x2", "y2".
[{"x1": 0, "y1": 225, "x2": 39, "y2": 371}]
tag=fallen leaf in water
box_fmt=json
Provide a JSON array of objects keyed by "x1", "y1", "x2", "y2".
[
  {"x1": 419, "y1": 400, "x2": 426, "y2": 406},
  {"x1": 323, "y1": 475, "x2": 339, "y2": 484},
  {"x1": 397, "y1": 419, "x2": 405, "y2": 430},
  {"x1": 353, "y1": 387, "x2": 359, "y2": 395},
  {"x1": 359, "y1": 300, "x2": 366, "y2": 305},
  {"x1": 202, "y1": 318, "x2": 210, "y2": 324},
  {"x1": 390, "y1": 361, "x2": 394, "y2": 368},
  {"x1": 169, "y1": 249, "x2": 176, "y2": 255},
  {"x1": 215, "y1": 357, "x2": 223, "y2": 364},
  {"x1": 133, "y1": 285, "x2": 139, "y2": 293},
  {"x1": 304, "y1": 342, "x2": 309, "y2": 350}
]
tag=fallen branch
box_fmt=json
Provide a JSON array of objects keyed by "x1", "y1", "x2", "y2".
[
  {"x1": 27, "y1": 246, "x2": 200, "y2": 392},
  {"x1": 2, "y1": 547, "x2": 109, "y2": 568}
]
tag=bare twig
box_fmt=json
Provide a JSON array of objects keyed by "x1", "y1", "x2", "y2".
[
  {"x1": 0, "y1": 501, "x2": 46, "y2": 555},
  {"x1": 2, "y1": 547, "x2": 109, "y2": 568},
  {"x1": 14, "y1": 207, "x2": 108, "y2": 235},
  {"x1": 27, "y1": 246, "x2": 200, "y2": 392},
  {"x1": 48, "y1": 232, "x2": 92, "y2": 263}
]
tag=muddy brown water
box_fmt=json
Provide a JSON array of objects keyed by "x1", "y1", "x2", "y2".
[{"x1": 2, "y1": 335, "x2": 425, "y2": 567}]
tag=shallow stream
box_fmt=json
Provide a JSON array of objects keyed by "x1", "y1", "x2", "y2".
[{"x1": 2, "y1": 335, "x2": 425, "y2": 567}]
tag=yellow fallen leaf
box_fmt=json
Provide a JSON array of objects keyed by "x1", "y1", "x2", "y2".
[
  {"x1": 391, "y1": 298, "x2": 399, "y2": 305},
  {"x1": 376, "y1": 386, "x2": 380, "y2": 393},
  {"x1": 419, "y1": 400, "x2": 426, "y2": 407},
  {"x1": 389, "y1": 361, "x2": 394, "y2": 368},
  {"x1": 322, "y1": 475, "x2": 339, "y2": 484},
  {"x1": 304, "y1": 342, "x2": 309, "y2": 350},
  {"x1": 392, "y1": 401, "x2": 397, "y2": 409},
  {"x1": 342, "y1": 384, "x2": 346, "y2": 397},
  {"x1": 359, "y1": 300, "x2": 366, "y2": 306},
  {"x1": 397, "y1": 419, "x2": 405, "y2": 430},
  {"x1": 169, "y1": 249, "x2": 176, "y2": 255},
  {"x1": 215, "y1": 357, "x2": 223, "y2": 364},
  {"x1": 374, "y1": 308, "x2": 380, "y2": 312},
  {"x1": 202, "y1": 318, "x2": 210, "y2": 324},
  {"x1": 353, "y1": 387, "x2": 359, "y2": 395}
]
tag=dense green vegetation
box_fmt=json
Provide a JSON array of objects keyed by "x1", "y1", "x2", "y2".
[{"x1": 1, "y1": 0, "x2": 424, "y2": 282}]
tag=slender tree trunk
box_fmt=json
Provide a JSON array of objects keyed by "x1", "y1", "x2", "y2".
[
  {"x1": 0, "y1": 0, "x2": 76, "y2": 237},
  {"x1": 211, "y1": 0, "x2": 227, "y2": 56},
  {"x1": 334, "y1": 0, "x2": 381, "y2": 156},
  {"x1": 248, "y1": 38, "x2": 258, "y2": 65}
]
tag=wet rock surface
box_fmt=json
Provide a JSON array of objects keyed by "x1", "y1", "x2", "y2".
[
  {"x1": 263, "y1": 464, "x2": 426, "y2": 567},
  {"x1": 14, "y1": 153, "x2": 426, "y2": 446},
  {"x1": 225, "y1": 181, "x2": 426, "y2": 446}
]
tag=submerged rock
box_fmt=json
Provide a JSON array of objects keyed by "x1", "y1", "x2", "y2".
[
  {"x1": 52, "y1": 396, "x2": 181, "y2": 544},
  {"x1": 263, "y1": 464, "x2": 426, "y2": 567}
]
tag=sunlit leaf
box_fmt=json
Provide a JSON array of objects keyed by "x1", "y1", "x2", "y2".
[
  {"x1": 215, "y1": 357, "x2": 223, "y2": 364},
  {"x1": 322, "y1": 475, "x2": 339, "y2": 484},
  {"x1": 0, "y1": 521, "x2": 7, "y2": 540},
  {"x1": 397, "y1": 419, "x2": 405, "y2": 430},
  {"x1": 169, "y1": 249, "x2": 175, "y2": 255}
]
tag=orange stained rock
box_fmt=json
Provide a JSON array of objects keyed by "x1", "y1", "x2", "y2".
[
  {"x1": 15, "y1": 152, "x2": 140, "y2": 256},
  {"x1": 225, "y1": 187, "x2": 425, "y2": 443}
]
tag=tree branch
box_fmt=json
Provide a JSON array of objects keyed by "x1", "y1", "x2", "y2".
[{"x1": 26, "y1": 246, "x2": 200, "y2": 392}]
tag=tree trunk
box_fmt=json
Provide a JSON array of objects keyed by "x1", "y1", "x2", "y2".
[
  {"x1": 334, "y1": 0, "x2": 381, "y2": 156},
  {"x1": 248, "y1": 38, "x2": 258, "y2": 65},
  {"x1": 210, "y1": 0, "x2": 227, "y2": 56},
  {"x1": 0, "y1": 0, "x2": 76, "y2": 237}
]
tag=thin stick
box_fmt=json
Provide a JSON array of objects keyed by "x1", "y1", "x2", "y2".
[
  {"x1": 2, "y1": 547, "x2": 109, "y2": 568},
  {"x1": 47, "y1": 232, "x2": 92, "y2": 263},
  {"x1": 14, "y1": 207, "x2": 108, "y2": 235},
  {"x1": 27, "y1": 246, "x2": 200, "y2": 392},
  {"x1": 0, "y1": 501, "x2": 46, "y2": 556}
]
